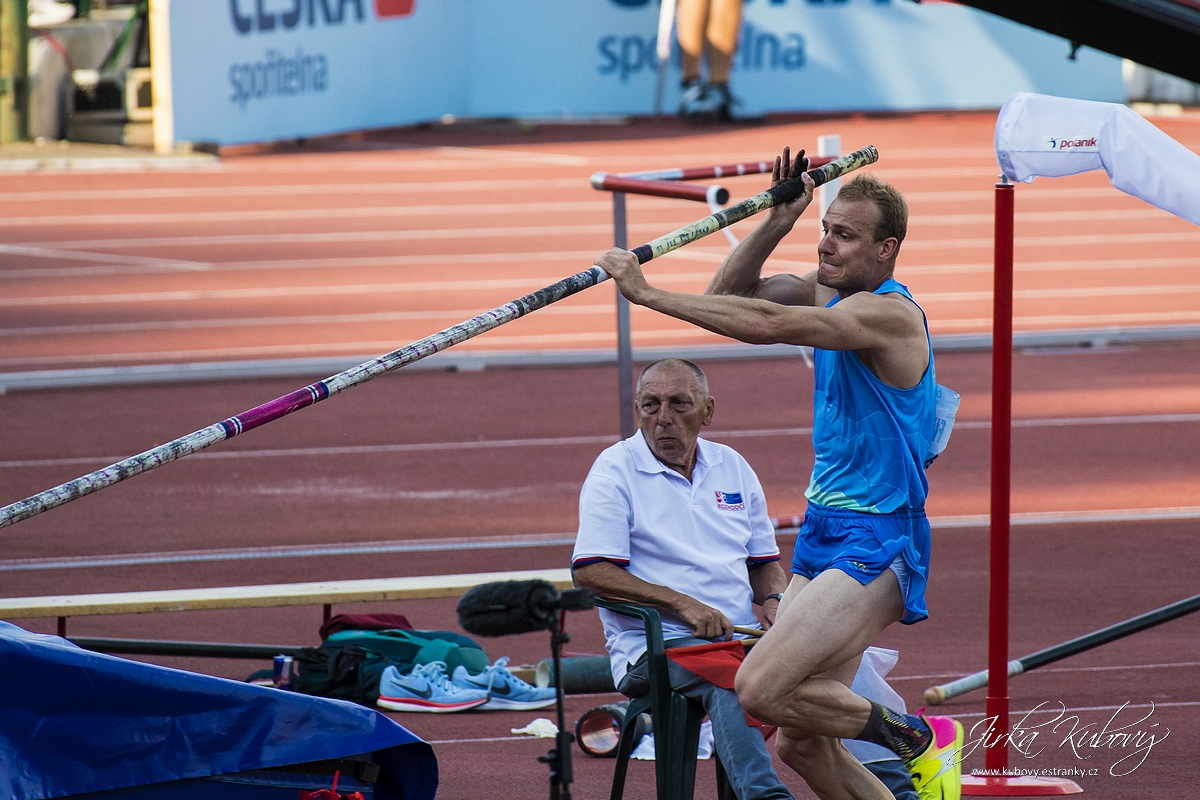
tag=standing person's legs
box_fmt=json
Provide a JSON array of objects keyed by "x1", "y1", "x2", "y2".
[
  {"x1": 704, "y1": 0, "x2": 742, "y2": 85},
  {"x1": 675, "y1": 0, "x2": 709, "y2": 83}
]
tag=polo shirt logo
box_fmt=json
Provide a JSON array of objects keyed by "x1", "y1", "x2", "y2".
[{"x1": 715, "y1": 491, "x2": 744, "y2": 511}]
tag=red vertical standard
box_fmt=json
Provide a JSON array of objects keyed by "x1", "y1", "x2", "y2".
[
  {"x1": 962, "y1": 181, "x2": 1080, "y2": 795},
  {"x1": 987, "y1": 179, "x2": 1015, "y2": 774}
]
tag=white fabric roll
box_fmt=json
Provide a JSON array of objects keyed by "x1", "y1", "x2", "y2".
[
  {"x1": 843, "y1": 646, "x2": 908, "y2": 765},
  {"x1": 995, "y1": 92, "x2": 1200, "y2": 226}
]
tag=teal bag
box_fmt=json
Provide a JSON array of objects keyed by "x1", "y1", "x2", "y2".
[
  {"x1": 292, "y1": 629, "x2": 490, "y2": 705},
  {"x1": 323, "y1": 628, "x2": 490, "y2": 675}
]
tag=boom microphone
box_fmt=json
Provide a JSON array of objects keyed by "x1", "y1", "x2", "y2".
[{"x1": 457, "y1": 580, "x2": 562, "y2": 637}]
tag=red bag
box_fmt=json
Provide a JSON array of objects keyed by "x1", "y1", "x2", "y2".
[{"x1": 318, "y1": 612, "x2": 413, "y2": 640}]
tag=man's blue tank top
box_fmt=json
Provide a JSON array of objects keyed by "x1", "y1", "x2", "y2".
[{"x1": 805, "y1": 279, "x2": 936, "y2": 513}]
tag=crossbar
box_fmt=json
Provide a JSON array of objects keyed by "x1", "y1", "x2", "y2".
[
  {"x1": 619, "y1": 155, "x2": 834, "y2": 182},
  {"x1": 590, "y1": 173, "x2": 729, "y2": 204}
]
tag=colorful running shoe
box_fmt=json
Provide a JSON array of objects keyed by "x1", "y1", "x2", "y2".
[
  {"x1": 451, "y1": 656, "x2": 558, "y2": 711},
  {"x1": 906, "y1": 715, "x2": 964, "y2": 800},
  {"x1": 377, "y1": 661, "x2": 489, "y2": 713}
]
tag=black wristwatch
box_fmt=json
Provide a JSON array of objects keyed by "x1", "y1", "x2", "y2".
[{"x1": 764, "y1": 592, "x2": 784, "y2": 604}]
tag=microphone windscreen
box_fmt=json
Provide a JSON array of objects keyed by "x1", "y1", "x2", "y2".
[{"x1": 457, "y1": 580, "x2": 560, "y2": 637}]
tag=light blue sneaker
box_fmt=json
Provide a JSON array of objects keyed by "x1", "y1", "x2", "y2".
[
  {"x1": 377, "y1": 661, "x2": 489, "y2": 713},
  {"x1": 451, "y1": 656, "x2": 558, "y2": 711}
]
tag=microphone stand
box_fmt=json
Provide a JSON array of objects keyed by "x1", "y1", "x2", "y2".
[
  {"x1": 456, "y1": 582, "x2": 593, "y2": 800},
  {"x1": 538, "y1": 609, "x2": 574, "y2": 800}
]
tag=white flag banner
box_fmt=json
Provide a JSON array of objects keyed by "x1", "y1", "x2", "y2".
[{"x1": 995, "y1": 92, "x2": 1200, "y2": 226}]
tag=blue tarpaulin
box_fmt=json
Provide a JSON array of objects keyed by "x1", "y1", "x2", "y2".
[{"x1": 0, "y1": 623, "x2": 437, "y2": 800}]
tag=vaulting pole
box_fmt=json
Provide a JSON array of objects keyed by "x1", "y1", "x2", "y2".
[{"x1": 0, "y1": 146, "x2": 878, "y2": 529}]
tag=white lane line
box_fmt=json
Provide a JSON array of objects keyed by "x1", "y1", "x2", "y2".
[
  {"x1": 426, "y1": 704, "x2": 1200, "y2": 744},
  {"x1": 0, "y1": 268, "x2": 723, "y2": 308},
  {"x1": 0, "y1": 327, "x2": 713, "y2": 368},
  {"x1": 933, "y1": 310, "x2": 1200, "y2": 330},
  {"x1": 880, "y1": 257, "x2": 1200, "y2": 277},
  {"x1": 0, "y1": 204, "x2": 1175, "y2": 229},
  {"x1": 421, "y1": 701, "x2": 1200, "y2": 744},
  {"x1": 0, "y1": 277, "x2": 610, "y2": 308},
  {"x1": 0, "y1": 250, "x2": 606, "y2": 280},
  {"x1": 964, "y1": 414, "x2": 1200, "y2": 428},
  {"x1": 217, "y1": 154, "x2": 590, "y2": 173},
  {"x1": 1, "y1": 434, "x2": 623, "y2": 469},
  {"x1": 903, "y1": 186, "x2": 1144, "y2": 203},
  {"x1": 917, "y1": 208, "x2": 1174, "y2": 226},
  {"x1": 3, "y1": 509, "x2": 1198, "y2": 572},
  {"x1": 0, "y1": 178, "x2": 583, "y2": 203},
  {"x1": 6, "y1": 311, "x2": 1200, "y2": 367},
  {"x1": 855, "y1": 167, "x2": 1003, "y2": 179},
  {"x1": 206, "y1": 150, "x2": 989, "y2": 177},
  {"x1": 0, "y1": 200, "x2": 615, "y2": 228},
  {"x1": 0, "y1": 305, "x2": 618, "y2": 338},
  {"x1": 8, "y1": 280, "x2": 1198, "y2": 309},
  {"x1": 929, "y1": 506, "x2": 1200, "y2": 528},
  {"x1": 12, "y1": 227, "x2": 1200, "y2": 255},
  {"x1": 0, "y1": 532, "x2": 585, "y2": 572},
  {"x1": 24, "y1": 222, "x2": 613, "y2": 251},
  {"x1": 1036, "y1": 661, "x2": 1200, "y2": 675},
  {"x1": 906, "y1": 230, "x2": 1200, "y2": 250},
  {"x1": 3, "y1": 414, "x2": 1197, "y2": 470},
  {"x1": 5, "y1": 253, "x2": 1193, "y2": 283},
  {"x1": 944, "y1": 700, "x2": 1200, "y2": 719},
  {"x1": 0, "y1": 243, "x2": 207, "y2": 271},
  {"x1": 891, "y1": 662, "x2": 1200, "y2": 682},
  {"x1": 429, "y1": 145, "x2": 591, "y2": 165},
  {"x1": 920, "y1": 284, "x2": 1200, "y2": 303},
  {"x1": 0, "y1": 182, "x2": 1126, "y2": 206}
]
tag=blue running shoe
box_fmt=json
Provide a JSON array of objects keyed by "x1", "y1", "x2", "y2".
[
  {"x1": 377, "y1": 661, "x2": 489, "y2": 713},
  {"x1": 451, "y1": 656, "x2": 558, "y2": 711}
]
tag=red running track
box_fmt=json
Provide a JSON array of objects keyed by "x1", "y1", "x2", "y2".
[{"x1": 2, "y1": 111, "x2": 1200, "y2": 370}]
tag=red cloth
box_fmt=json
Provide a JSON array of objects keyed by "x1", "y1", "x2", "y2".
[
  {"x1": 665, "y1": 640, "x2": 775, "y2": 739},
  {"x1": 665, "y1": 641, "x2": 745, "y2": 689}
]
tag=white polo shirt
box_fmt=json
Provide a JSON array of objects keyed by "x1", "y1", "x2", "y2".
[{"x1": 572, "y1": 432, "x2": 780, "y2": 685}]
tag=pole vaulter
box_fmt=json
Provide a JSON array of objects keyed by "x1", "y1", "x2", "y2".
[{"x1": 0, "y1": 146, "x2": 879, "y2": 529}]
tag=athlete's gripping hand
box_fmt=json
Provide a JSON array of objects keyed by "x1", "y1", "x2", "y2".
[
  {"x1": 765, "y1": 146, "x2": 815, "y2": 227},
  {"x1": 675, "y1": 594, "x2": 735, "y2": 642},
  {"x1": 595, "y1": 248, "x2": 650, "y2": 305}
]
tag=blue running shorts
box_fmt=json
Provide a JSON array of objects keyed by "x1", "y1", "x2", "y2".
[{"x1": 791, "y1": 504, "x2": 930, "y2": 624}]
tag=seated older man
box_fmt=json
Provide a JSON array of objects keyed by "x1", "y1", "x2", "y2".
[{"x1": 573, "y1": 358, "x2": 917, "y2": 800}]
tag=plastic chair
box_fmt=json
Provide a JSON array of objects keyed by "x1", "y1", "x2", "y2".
[{"x1": 596, "y1": 598, "x2": 734, "y2": 800}]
